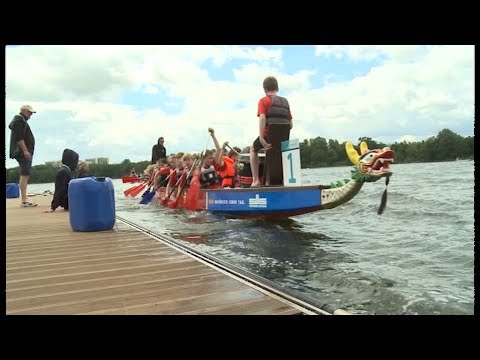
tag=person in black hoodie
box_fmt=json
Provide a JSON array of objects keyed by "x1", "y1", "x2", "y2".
[
  {"x1": 44, "y1": 149, "x2": 79, "y2": 213},
  {"x1": 151, "y1": 137, "x2": 166, "y2": 164}
]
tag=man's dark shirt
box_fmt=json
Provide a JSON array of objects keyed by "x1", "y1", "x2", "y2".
[
  {"x1": 9, "y1": 114, "x2": 35, "y2": 159},
  {"x1": 151, "y1": 144, "x2": 167, "y2": 164}
]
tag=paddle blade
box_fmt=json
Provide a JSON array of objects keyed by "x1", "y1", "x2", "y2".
[
  {"x1": 177, "y1": 192, "x2": 186, "y2": 208},
  {"x1": 377, "y1": 176, "x2": 390, "y2": 215},
  {"x1": 377, "y1": 188, "x2": 387, "y2": 215},
  {"x1": 130, "y1": 183, "x2": 147, "y2": 197},
  {"x1": 185, "y1": 170, "x2": 201, "y2": 211},
  {"x1": 124, "y1": 183, "x2": 144, "y2": 196},
  {"x1": 168, "y1": 174, "x2": 187, "y2": 209},
  {"x1": 140, "y1": 190, "x2": 156, "y2": 204},
  {"x1": 168, "y1": 194, "x2": 178, "y2": 208},
  {"x1": 141, "y1": 188, "x2": 150, "y2": 198}
]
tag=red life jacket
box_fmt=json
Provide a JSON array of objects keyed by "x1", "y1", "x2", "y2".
[
  {"x1": 159, "y1": 167, "x2": 170, "y2": 175},
  {"x1": 218, "y1": 156, "x2": 236, "y2": 187}
]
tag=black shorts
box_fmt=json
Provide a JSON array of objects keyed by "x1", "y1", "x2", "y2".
[
  {"x1": 17, "y1": 156, "x2": 33, "y2": 176},
  {"x1": 252, "y1": 137, "x2": 264, "y2": 153}
]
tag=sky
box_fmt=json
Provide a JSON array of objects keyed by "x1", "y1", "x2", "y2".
[{"x1": 5, "y1": 45, "x2": 474, "y2": 168}]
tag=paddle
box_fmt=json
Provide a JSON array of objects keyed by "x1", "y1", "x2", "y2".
[
  {"x1": 129, "y1": 182, "x2": 148, "y2": 197},
  {"x1": 168, "y1": 157, "x2": 203, "y2": 209},
  {"x1": 162, "y1": 132, "x2": 210, "y2": 208},
  {"x1": 377, "y1": 176, "x2": 390, "y2": 215},
  {"x1": 183, "y1": 149, "x2": 210, "y2": 211},
  {"x1": 160, "y1": 173, "x2": 183, "y2": 206},
  {"x1": 123, "y1": 181, "x2": 147, "y2": 196},
  {"x1": 224, "y1": 143, "x2": 240, "y2": 156},
  {"x1": 129, "y1": 164, "x2": 159, "y2": 198},
  {"x1": 169, "y1": 158, "x2": 200, "y2": 209},
  {"x1": 179, "y1": 143, "x2": 212, "y2": 210},
  {"x1": 184, "y1": 165, "x2": 201, "y2": 211},
  {"x1": 141, "y1": 172, "x2": 164, "y2": 199},
  {"x1": 141, "y1": 187, "x2": 150, "y2": 198},
  {"x1": 139, "y1": 188, "x2": 155, "y2": 204},
  {"x1": 139, "y1": 172, "x2": 173, "y2": 205}
]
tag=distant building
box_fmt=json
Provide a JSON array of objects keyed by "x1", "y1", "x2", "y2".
[
  {"x1": 85, "y1": 157, "x2": 109, "y2": 165},
  {"x1": 46, "y1": 157, "x2": 109, "y2": 166},
  {"x1": 97, "y1": 157, "x2": 109, "y2": 165}
]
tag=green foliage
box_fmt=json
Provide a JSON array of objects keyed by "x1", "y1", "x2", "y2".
[
  {"x1": 6, "y1": 160, "x2": 151, "y2": 184},
  {"x1": 299, "y1": 128, "x2": 474, "y2": 168},
  {"x1": 390, "y1": 129, "x2": 474, "y2": 163}
]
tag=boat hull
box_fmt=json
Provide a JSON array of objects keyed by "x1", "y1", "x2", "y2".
[{"x1": 156, "y1": 185, "x2": 329, "y2": 218}]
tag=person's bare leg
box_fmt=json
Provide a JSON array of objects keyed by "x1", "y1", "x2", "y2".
[
  {"x1": 250, "y1": 148, "x2": 260, "y2": 187},
  {"x1": 19, "y1": 175, "x2": 29, "y2": 202}
]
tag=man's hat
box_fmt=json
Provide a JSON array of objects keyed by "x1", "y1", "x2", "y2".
[{"x1": 20, "y1": 104, "x2": 36, "y2": 113}]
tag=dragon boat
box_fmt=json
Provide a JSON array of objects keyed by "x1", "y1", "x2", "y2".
[{"x1": 154, "y1": 141, "x2": 395, "y2": 219}]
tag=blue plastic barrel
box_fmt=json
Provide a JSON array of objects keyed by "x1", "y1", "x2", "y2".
[
  {"x1": 68, "y1": 177, "x2": 116, "y2": 231},
  {"x1": 6, "y1": 183, "x2": 20, "y2": 198}
]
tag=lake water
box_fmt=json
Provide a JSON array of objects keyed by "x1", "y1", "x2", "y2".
[{"x1": 26, "y1": 160, "x2": 475, "y2": 315}]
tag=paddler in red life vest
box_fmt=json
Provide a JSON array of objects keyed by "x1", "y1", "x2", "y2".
[
  {"x1": 164, "y1": 154, "x2": 179, "y2": 196},
  {"x1": 174, "y1": 152, "x2": 185, "y2": 179},
  {"x1": 209, "y1": 128, "x2": 240, "y2": 188},
  {"x1": 181, "y1": 153, "x2": 195, "y2": 176},
  {"x1": 153, "y1": 159, "x2": 170, "y2": 191},
  {"x1": 165, "y1": 153, "x2": 181, "y2": 195},
  {"x1": 220, "y1": 144, "x2": 241, "y2": 188},
  {"x1": 175, "y1": 153, "x2": 194, "y2": 196}
]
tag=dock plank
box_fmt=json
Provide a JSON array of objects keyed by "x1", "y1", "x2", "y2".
[{"x1": 6, "y1": 196, "x2": 305, "y2": 315}]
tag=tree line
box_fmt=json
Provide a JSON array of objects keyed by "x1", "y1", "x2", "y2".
[
  {"x1": 5, "y1": 128, "x2": 474, "y2": 184},
  {"x1": 300, "y1": 128, "x2": 474, "y2": 168},
  {"x1": 6, "y1": 159, "x2": 151, "y2": 185}
]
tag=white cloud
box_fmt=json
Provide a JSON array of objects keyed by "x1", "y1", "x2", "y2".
[
  {"x1": 395, "y1": 135, "x2": 418, "y2": 143},
  {"x1": 5, "y1": 45, "x2": 474, "y2": 169},
  {"x1": 315, "y1": 45, "x2": 428, "y2": 62}
]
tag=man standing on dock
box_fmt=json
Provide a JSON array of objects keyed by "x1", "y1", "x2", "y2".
[{"x1": 8, "y1": 104, "x2": 38, "y2": 207}]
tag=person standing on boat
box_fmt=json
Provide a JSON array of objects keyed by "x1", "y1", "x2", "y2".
[
  {"x1": 250, "y1": 76, "x2": 292, "y2": 187},
  {"x1": 8, "y1": 104, "x2": 38, "y2": 207},
  {"x1": 151, "y1": 137, "x2": 167, "y2": 164}
]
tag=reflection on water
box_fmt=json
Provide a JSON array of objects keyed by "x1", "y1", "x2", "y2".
[{"x1": 180, "y1": 234, "x2": 210, "y2": 244}]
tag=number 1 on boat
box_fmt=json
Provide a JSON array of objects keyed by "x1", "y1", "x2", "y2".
[{"x1": 281, "y1": 138, "x2": 302, "y2": 187}]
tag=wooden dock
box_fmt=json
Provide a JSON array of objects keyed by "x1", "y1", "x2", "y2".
[{"x1": 6, "y1": 195, "x2": 311, "y2": 315}]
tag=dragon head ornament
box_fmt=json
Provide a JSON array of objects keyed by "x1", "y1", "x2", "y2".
[{"x1": 345, "y1": 141, "x2": 395, "y2": 182}]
